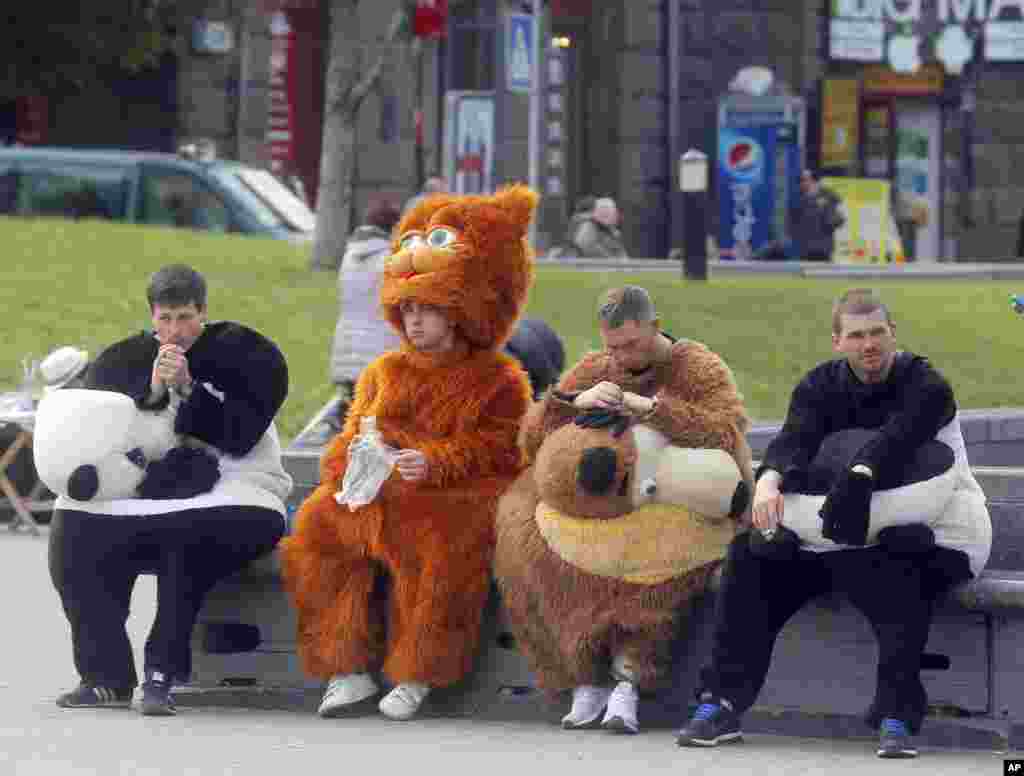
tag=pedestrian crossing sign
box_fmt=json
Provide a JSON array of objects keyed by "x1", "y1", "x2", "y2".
[{"x1": 507, "y1": 14, "x2": 534, "y2": 94}]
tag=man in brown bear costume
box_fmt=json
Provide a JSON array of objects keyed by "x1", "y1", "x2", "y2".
[
  {"x1": 279, "y1": 185, "x2": 537, "y2": 721},
  {"x1": 515, "y1": 285, "x2": 752, "y2": 732}
]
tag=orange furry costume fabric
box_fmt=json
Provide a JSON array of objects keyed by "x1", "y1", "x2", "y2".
[{"x1": 279, "y1": 185, "x2": 537, "y2": 687}]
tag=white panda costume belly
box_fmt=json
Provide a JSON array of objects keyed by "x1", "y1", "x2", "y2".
[{"x1": 781, "y1": 420, "x2": 991, "y2": 577}]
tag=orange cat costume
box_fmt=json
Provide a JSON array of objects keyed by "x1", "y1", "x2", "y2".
[{"x1": 279, "y1": 186, "x2": 537, "y2": 701}]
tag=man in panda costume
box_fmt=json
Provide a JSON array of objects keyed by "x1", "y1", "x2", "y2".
[
  {"x1": 46, "y1": 264, "x2": 291, "y2": 716},
  {"x1": 677, "y1": 288, "x2": 991, "y2": 759}
]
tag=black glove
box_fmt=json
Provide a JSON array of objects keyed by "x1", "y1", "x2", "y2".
[
  {"x1": 137, "y1": 445, "x2": 221, "y2": 500},
  {"x1": 876, "y1": 524, "x2": 936, "y2": 556},
  {"x1": 819, "y1": 470, "x2": 873, "y2": 546},
  {"x1": 574, "y1": 409, "x2": 631, "y2": 437}
]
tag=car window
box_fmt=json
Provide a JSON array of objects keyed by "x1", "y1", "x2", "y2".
[
  {"x1": 0, "y1": 166, "x2": 16, "y2": 215},
  {"x1": 219, "y1": 166, "x2": 316, "y2": 233},
  {"x1": 16, "y1": 164, "x2": 127, "y2": 220},
  {"x1": 140, "y1": 169, "x2": 231, "y2": 233}
]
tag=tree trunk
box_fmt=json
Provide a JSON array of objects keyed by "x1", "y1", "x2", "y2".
[{"x1": 310, "y1": 0, "x2": 381, "y2": 271}]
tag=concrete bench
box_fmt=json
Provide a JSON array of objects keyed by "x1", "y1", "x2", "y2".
[{"x1": 182, "y1": 447, "x2": 1024, "y2": 750}]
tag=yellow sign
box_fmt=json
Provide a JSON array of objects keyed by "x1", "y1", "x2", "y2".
[
  {"x1": 862, "y1": 63, "x2": 944, "y2": 96},
  {"x1": 821, "y1": 78, "x2": 859, "y2": 169},
  {"x1": 822, "y1": 177, "x2": 896, "y2": 264}
]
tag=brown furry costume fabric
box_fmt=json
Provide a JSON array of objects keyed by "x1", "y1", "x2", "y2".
[
  {"x1": 521, "y1": 338, "x2": 754, "y2": 510},
  {"x1": 495, "y1": 340, "x2": 752, "y2": 694},
  {"x1": 279, "y1": 186, "x2": 537, "y2": 687}
]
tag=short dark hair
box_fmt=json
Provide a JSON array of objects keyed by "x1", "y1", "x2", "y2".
[
  {"x1": 365, "y1": 199, "x2": 401, "y2": 233},
  {"x1": 146, "y1": 264, "x2": 207, "y2": 311},
  {"x1": 597, "y1": 286, "x2": 657, "y2": 329},
  {"x1": 832, "y1": 288, "x2": 892, "y2": 335}
]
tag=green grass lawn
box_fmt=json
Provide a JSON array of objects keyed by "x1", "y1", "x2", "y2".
[{"x1": 4, "y1": 216, "x2": 1024, "y2": 443}]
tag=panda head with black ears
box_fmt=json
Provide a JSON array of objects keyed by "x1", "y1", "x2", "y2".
[{"x1": 33, "y1": 388, "x2": 220, "y2": 502}]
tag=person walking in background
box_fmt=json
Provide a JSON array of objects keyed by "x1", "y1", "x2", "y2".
[
  {"x1": 793, "y1": 169, "x2": 844, "y2": 262},
  {"x1": 302, "y1": 199, "x2": 404, "y2": 446},
  {"x1": 572, "y1": 197, "x2": 629, "y2": 260},
  {"x1": 547, "y1": 196, "x2": 595, "y2": 260}
]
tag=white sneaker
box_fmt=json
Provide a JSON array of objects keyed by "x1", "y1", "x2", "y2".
[
  {"x1": 317, "y1": 673, "x2": 379, "y2": 718},
  {"x1": 378, "y1": 682, "x2": 431, "y2": 721},
  {"x1": 602, "y1": 681, "x2": 639, "y2": 734},
  {"x1": 561, "y1": 685, "x2": 613, "y2": 729}
]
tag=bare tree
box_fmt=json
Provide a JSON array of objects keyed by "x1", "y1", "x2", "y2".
[{"x1": 309, "y1": 0, "x2": 384, "y2": 271}]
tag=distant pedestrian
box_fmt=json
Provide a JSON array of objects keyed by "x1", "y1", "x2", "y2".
[
  {"x1": 793, "y1": 169, "x2": 844, "y2": 262},
  {"x1": 572, "y1": 196, "x2": 629, "y2": 260}
]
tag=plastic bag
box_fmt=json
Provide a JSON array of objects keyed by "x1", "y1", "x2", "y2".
[{"x1": 335, "y1": 416, "x2": 398, "y2": 510}]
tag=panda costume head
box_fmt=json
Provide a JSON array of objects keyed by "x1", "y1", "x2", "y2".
[
  {"x1": 33, "y1": 388, "x2": 219, "y2": 502},
  {"x1": 764, "y1": 428, "x2": 956, "y2": 553}
]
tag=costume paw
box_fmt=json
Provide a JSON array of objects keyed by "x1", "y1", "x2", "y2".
[
  {"x1": 819, "y1": 471, "x2": 873, "y2": 545},
  {"x1": 877, "y1": 524, "x2": 936, "y2": 555},
  {"x1": 136, "y1": 445, "x2": 221, "y2": 500}
]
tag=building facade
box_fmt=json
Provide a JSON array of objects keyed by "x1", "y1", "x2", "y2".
[{"x1": 15, "y1": 0, "x2": 1024, "y2": 260}]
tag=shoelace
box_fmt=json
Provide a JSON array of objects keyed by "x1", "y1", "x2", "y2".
[
  {"x1": 881, "y1": 718, "x2": 909, "y2": 736},
  {"x1": 693, "y1": 702, "x2": 721, "y2": 721}
]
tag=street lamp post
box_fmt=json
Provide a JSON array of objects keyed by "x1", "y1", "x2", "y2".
[{"x1": 679, "y1": 149, "x2": 709, "y2": 281}]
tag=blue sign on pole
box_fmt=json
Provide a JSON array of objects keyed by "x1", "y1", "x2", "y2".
[{"x1": 507, "y1": 14, "x2": 534, "y2": 94}]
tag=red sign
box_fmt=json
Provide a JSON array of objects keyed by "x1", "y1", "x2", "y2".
[
  {"x1": 551, "y1": 0, "x2": 591, "y2": 16},
  {"x1": 413, "y1": 0, "x2": 447, "y2": 39},
  {"x1": 15, "y1": 96, "x2": 48, "y2": 145}
]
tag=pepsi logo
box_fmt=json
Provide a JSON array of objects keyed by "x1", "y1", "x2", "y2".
[{"x1": 725, "y1": 138, "x2": 762, "y2": 173}]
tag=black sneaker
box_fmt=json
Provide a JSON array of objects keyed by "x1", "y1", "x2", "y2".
[
  {"x1": 676, "y1": 697, "x2": 743, "y2": 747},
  {"x1": 139, "y1": 671, "x2": 177, "y2": 717},
  {"x1": 55, "y1": 682, "x2": 133, "y2": 709},
  {"x1": 877, "y1": 718, "x2": 918, "y2": 758}
]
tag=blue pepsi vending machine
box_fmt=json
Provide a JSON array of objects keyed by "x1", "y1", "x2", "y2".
[{"x1": 717, "y1": 95, "x2": 804, "y2": 261}]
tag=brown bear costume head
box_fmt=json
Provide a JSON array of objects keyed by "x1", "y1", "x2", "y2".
[{"x1": 524, "y1": 410, "x2": 748, "y2": 586}]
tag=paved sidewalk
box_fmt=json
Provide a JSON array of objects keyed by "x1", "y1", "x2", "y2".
[
  {"x1": 1, "y1": 526, "x2": 1017, "y2": 775},
  {"x1": 540, "y1": 256, "x2": 1024, "y2": 280}
]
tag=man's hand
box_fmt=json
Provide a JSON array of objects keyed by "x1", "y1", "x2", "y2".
[
  {"x1": 395, "y1": 449, "x2": 429, "y2": 482},
  {"x1": 819, "y1": 469, "x2": 874, "y2": 545},
  {"x1": 152, "y1": 343, "x2": 192, "y2": 392},
  {"x1": 574, "y1": 381, "x2": 623, "y2": 411},
  {"x1": 621, "y1": 391, "x2": 656, "y2": 418},
  {"x1": 752, "y1": 472, "x2": 785, "y2": 534}
]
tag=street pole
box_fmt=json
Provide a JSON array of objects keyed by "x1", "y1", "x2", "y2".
[
  {"x1": 680, "y1": 149, "x2": 709, "y2": 281},
  {"x1": 527, "y1": 0, "x2": 543, "y2": 244}
]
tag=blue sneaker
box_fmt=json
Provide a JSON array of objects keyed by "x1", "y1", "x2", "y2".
[
  {"x1": 139, "y1": 671, "x2": 176, "y2": 717},
  {"x1": 877, "y1": 718, "x2": 917, "y2": 758},
  {"x1": 676, "y1": 697, "x2": 742, "y2": 747}
]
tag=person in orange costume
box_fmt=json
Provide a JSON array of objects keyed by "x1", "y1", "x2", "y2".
[{"x1": 279, "y1": 184, "x2": 538, "y2": 721}]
